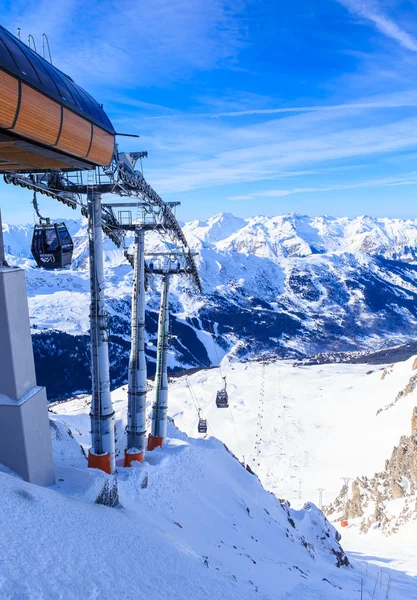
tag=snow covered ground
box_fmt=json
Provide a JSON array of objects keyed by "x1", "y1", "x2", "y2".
[
  {"x1": 164, "y1": 356, "x2": 417, "y2": 584},
  {"x1": 0, "y1": 420, "x2": 356, "y2": 600},
  {"x1": 167, "y1": 357, "x2": 417, "y2": 507},
  {"x1": 2, "y1": 355, "x2": 417, "y2": 597},
  {"x1": 40, "y1": 355, "x2": 417, "y2": 597}
]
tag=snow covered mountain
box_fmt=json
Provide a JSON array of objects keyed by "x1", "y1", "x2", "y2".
[{"x1": 5, "y1": 212, "x2": 417, "y2": 398}]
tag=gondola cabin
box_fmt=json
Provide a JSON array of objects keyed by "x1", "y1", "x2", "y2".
[
  {"x1": 31, "y1": 222, "x2": 73, "y2": 269},
  {"x1": 0, "y1": 25, "x2": 115, "y2": 174},
  {"x1": 216, "y1": 389, "x2": 229, "y2": 408},
  {"x1": 198, "y1": 417, "x2": 208, "y2": 434}
]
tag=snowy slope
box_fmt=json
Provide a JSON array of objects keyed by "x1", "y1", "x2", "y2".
[
  {"x1": 47, "y1": 355, "x2": 417, "y2": 584},
  {"x1": 166, "y1": 357, "x2": 417, "y2": 505},
  {"x1": 6, "y1": 213, "x2": 417, "y2": 398},
  {"x1": 164, "y1": 356, "x2": 417, "y2": 578},
  {"x1": 2, "y1": 391, "x2": 408, "y2": 599},
  {"x1": 1, "y1": 415, "x2": 356, "y2": 600}
]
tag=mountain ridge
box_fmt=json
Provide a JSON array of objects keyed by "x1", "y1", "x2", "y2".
[{"x1": 4, "y1": 212, "x2": 417, "y2": 398}]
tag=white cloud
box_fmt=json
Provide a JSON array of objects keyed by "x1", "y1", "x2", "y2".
[
  {"x1": 337, "y1": 0, "x2": 417, "y2": 52},
  {"x1": 146, "y1": 100, "x2": 417, "y2": 120},
  {"x1": 228, "y1": 173, "x2": 417, "y2": 201},
  {"x1": 142, "y1": 114, "x2": 417, "y2": 193}
]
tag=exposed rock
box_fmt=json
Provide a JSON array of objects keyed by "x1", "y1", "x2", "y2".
[
  {"x1": 326, "y1": 408, "x2": 417, "y2": 534},
  {"x1": 396, "y1": 374, "x2": 417, "y2": 402},
  {"x1": 381, "y1": 364, "x2": 394, "y2": 380},
  {"x1": 95, "y1": 479, "x2": 119, "y2": 508},
  {"x1": 377, "y1": 374, "x2": 417, "y2": 414},
  {"x1": 412, "y1": 358, "x2": 417, "y2": 371},
  {"x1": 412, "y1": 407, "x2": 417, "y2": 436}
]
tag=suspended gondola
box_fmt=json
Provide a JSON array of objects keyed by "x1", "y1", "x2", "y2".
[
  {"x1": 207, "y1": 321, "x2": 230, "y2": 408},
  {"x1": 216, "y1": 376, "x2": 229, "y2": 408},
  {"x1": 197, "y1": 409, "x2": 208, "y2": 434},
  {"x1": 30, "y1": 192, "x2": 73, "y2": 269}
]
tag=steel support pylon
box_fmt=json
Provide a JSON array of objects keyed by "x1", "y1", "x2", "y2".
[
  {"x1": 87, "y1": 189, "x2": 115, "y2": 473},
  {"x1": 125, "y1": 227, "x2": 147, "y2": 466},
  {"x1": 148, "y1": 274, "x2": 170, "y2": 450}
]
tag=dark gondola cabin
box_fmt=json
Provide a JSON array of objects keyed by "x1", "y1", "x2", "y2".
[
  {"x1": 31, "y1": 222, "x2": 73, "y2": 269},
  {"x1": 198, "y1": 417, "x2": 208, "y2": 434},
  {"x1": 216, "y1": 389, "x2": 229, "y2": 408}
]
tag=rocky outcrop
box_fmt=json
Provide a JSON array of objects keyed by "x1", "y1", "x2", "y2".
[
  {"x1": 412, "y1": 407, "x2": 417, "y2": 435},
  {"x1": 326, "y1": 408, "x2": 417, "y2": 534},
  {"x1": 377, "y1": 373, "x2": 417, "y2": 415},
  {"x1": 396, "y1": 375, "x2": 417, "y2": 402},
  {"x1": 381, "y1": 364, "x2": 394, "y2": 380}
]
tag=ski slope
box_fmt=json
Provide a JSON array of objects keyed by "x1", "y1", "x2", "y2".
[
  {"x1": 168, "y1": 357, "x2": 417, "y2": 507},
  {"x1": 165, "y1": 356, "x2": 417, "y2": 582}
]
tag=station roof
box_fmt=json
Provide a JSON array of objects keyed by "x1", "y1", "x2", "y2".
[{"x1": 0, "y1": 24, "x2": 115, "y2": 134}]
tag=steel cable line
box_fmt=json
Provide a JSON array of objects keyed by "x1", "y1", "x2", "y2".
[
  {"x1": 228, "y1": 401, "x2": 245, "y2": 466},
  {"x1": 185, "y1": 376, "x2": 218, "y2": 438},
  {"x1": 253, "y1": 361, "x2": 266, "y2": 467},
  {"x1": 205, "y1": 318, "x2": 245, "y2": 464}
]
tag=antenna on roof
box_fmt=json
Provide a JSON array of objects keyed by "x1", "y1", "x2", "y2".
[
  {"x1": 17, "y1": 27, "x2": 21, "y2": 40},
  {"x1": 27, "y1": 34, "x2": 37, "y2": 52},
  {"x1": 42, "y1": 33, "x2": 53, "y2": 64}
]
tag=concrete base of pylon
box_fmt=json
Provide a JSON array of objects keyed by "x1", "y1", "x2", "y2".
[
  {"x1": 0, "y1": 266, "x2": 55, "y2": 487},
  {"x1": 0, "y1": 386, "x2": 55, "y2": 486},
  {"x1": 147, "y1": 435, "x2": 163, "y2": 451},
  {"x1": 124, "y1": 449, "x2": 143, "y2": 467},
  {"x1": 88, "y1": 449, "x2": 112, "y2": 474}
]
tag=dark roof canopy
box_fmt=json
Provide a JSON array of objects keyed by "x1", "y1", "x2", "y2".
[{"x1": 0, "y1": 24, "x2": 115, "y2": 134}]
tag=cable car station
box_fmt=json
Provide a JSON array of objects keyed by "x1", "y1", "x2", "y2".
[{"x1": 0, "y1": 24, "x2": 202, "y2": 481}]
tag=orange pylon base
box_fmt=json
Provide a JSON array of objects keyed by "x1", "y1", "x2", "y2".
[
  {"x1": 148, "y1": 435, "x2": 164, "y2": 451},
  {"x1": 88, "y1": 450, "x2": 111, "y2": 474},
  {"x1": 124, "y1": 450, "x2": 144, "y2": 467},
  {"x1": 340, "y1": 520, "x2": 349, "y2": 528}
]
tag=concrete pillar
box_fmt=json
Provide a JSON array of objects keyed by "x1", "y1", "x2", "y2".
[
  {"x1": 125, "y1": 228, "x2": 147, "y2": 466},
  {"x1": 0, "y1": 259, "x2": 55, "y2": 486},
  {"x1": 0, "y1": 209, "x2": 8, "y2": 267},
  {"x1": 87, "y1": 189, "x2": 115, "y2": 474},
  {"x1": 148, "y1": 274, "x2": 170, "y2": 450}
]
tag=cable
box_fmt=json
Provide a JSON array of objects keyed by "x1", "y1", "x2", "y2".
[
  {"x1": 253, "y1": 361, "x2": 266, "y2": 466},
  {"x1": 228, "y1": 401, "x2": 245, "y2": 466},
  {"x1": 207, "y1": 317, "x2": 224, "y2": 379},
  {"x1": 204, "y1": 318, "x2": 245, "y2": 463},
  {"x1": 186, "y1": 376, "x2": 202, "y2": 416}
]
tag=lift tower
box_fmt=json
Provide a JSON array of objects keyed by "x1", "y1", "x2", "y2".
[
  {"x1": 87, "y1": 186, "x2": 115, "y2": 474},
  {"x1": 149, "y1": 273, "x2": 170, "y2": 450},
  {"x1": 108, "y1": 198, "x2": 181, "y2": 464},
  {"x1": 146, "y1": 252, "x2": 197, "y2": 450},
  {"x1": 124, "y1": 226, "x2": 147, "y2": 465}
]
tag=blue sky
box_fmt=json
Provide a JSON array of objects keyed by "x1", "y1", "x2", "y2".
[{"x1": 3, "y1": 0, "x2": 417, "y2": 224}]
